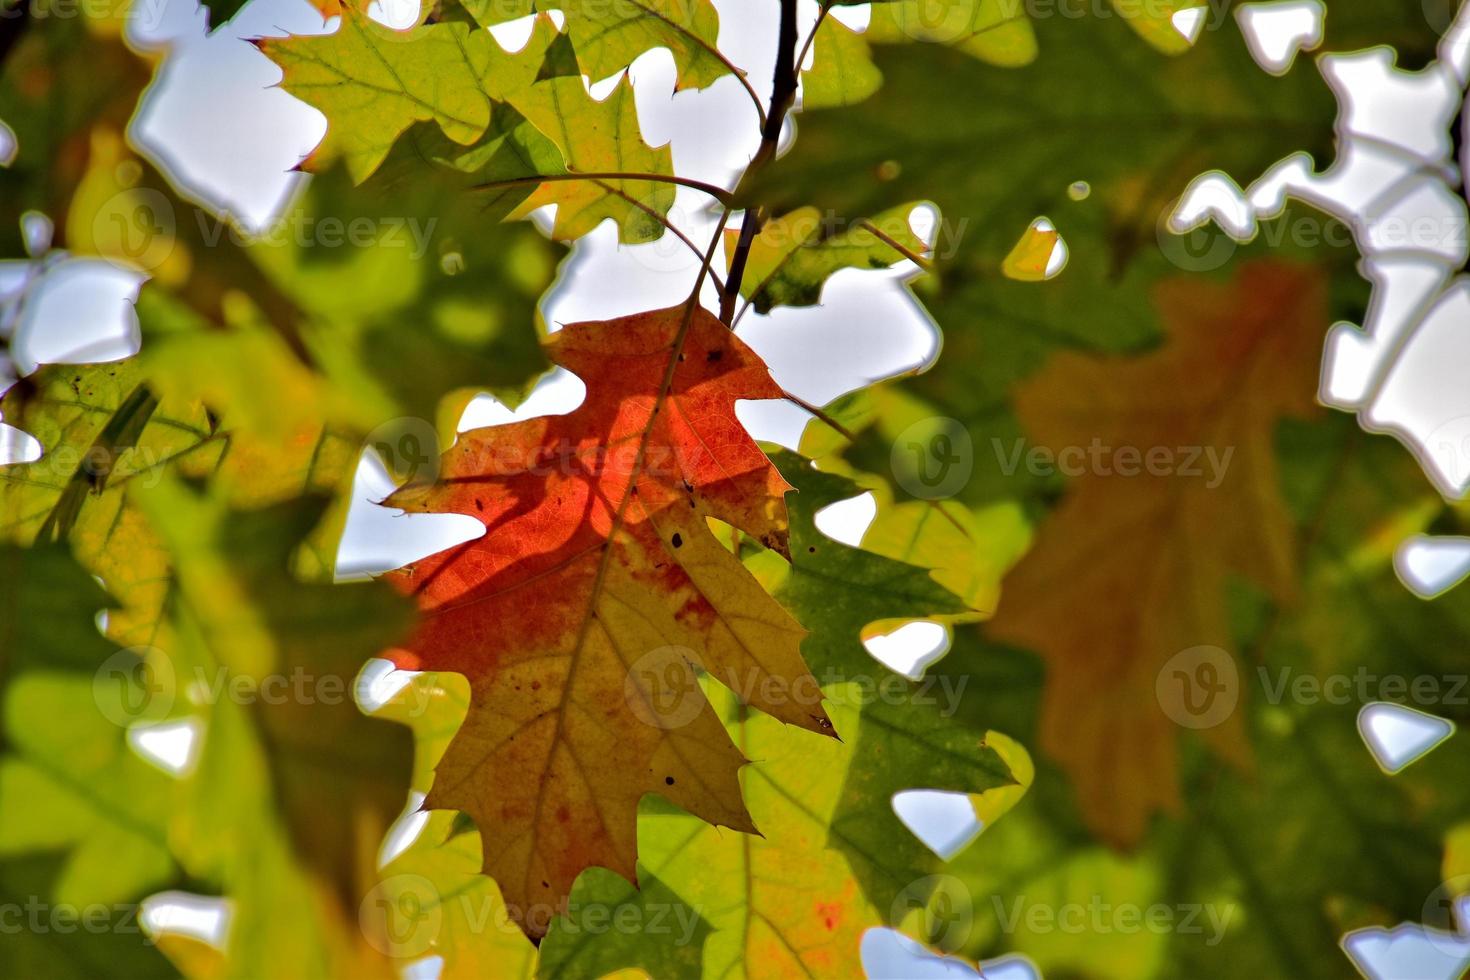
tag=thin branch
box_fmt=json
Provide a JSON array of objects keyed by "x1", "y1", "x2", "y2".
[
  {"x1": 731, "y1": 296, "x2": 754, "y2": 328},
  {"x1": 472, "y1": 172, "x2": 736, "y2": 208},
  {"x1": 591, "y1": 179, "x2": 728, "y2": 297},
  {"x1": 719, "y1": 0, "x2": 801, "y2": 324},
  {"x1": 685, "y1": 210, "x2": 733, "y2": 310},
  {"x1": 758, "y1": 0, "x2": 801, "y2": 166},
  {"x1": 720, "y1": 215, "x2": 761, "y2": 325}
]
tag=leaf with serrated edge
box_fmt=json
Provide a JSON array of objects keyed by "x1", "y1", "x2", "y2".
[
  {"x1": 987, "y1": 261, "x2": 1326, "y2": 844},
  {"x1": 264, "y1": 14, "x2": 675, "y2": 242},
  {"x1": 0, "y1": 546, "x2": 176, "y2": 918},
  {"x1": 723, "y1": 204, "x2": 927, "y2": 315},
  {"x1": 457, "y1": 0, "x2": 737, "y2": 92},
  {"x1": 384, "y1": 304, "x2": 831, "y2": 938},
  {"x1": 131, "y1": 481, "x2": 418, "y2": 978},
  {"x1": 802, "y1": 15, "x2": 882, "y2": 109},
  {"x1": 627, "y1": 453, "x2": 1017, "y2": 977}
]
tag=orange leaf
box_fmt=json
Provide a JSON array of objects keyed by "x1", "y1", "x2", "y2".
[
  {"x1": 987, "y1": 261, "x2": 1326, "y2": 845},
  {"x1": 384, "y1": 305, "x2": 832, "y2": 938}
]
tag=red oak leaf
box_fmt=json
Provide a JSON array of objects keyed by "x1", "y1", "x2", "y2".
[{"x1": 384, "y1": 304, "x2": 832, "y2": 938}]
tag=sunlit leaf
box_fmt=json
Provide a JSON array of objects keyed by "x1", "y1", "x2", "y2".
[{"x1": 383, "y1": 305, "x2": 830, "y2": 938}]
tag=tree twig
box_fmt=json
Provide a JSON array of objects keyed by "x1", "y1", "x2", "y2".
[{"x1": 718, "y1": 0, "x2": 801, "y2": 325}]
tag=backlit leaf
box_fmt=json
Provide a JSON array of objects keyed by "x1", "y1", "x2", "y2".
[
  {"x1": 383, "y1": 305, "x2": 830, "y2": 938},
  {"x1": 986, "y1": 260, "x2": 1327, "y2": 844},
  {"x1": 724, "y1": 204, "x2": 927, "y2": 315},
  {"x1": 264, "y1": 13, "x2": 677, "y2": 243},
  {"x1": 130, "y1": 481, "x2": 418, "y2": 978},
  {"x1": 801, "y1": 16, "x2": 881, "y2": 109}
]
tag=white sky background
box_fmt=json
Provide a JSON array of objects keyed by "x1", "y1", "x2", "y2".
[{"x1": 4, "y1": 0, "x2": 1470, "y2": 975}]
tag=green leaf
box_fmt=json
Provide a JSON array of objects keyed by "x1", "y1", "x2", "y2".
[
  {"x1": 0, "y1": 854, "x2": 177, "y2": 979},
  {"x1": 262, "y1": 13, "x2": 497, "y2": 183},
  {"x1": 199, "y1": 0, "x2": 250, "y2": 33},
  {"x1": 264, "y1": 13, "x2": 676, "y2": 243},
  {"x1": 0, "y1": 546, "x2": 177, "y2": 910},
  {"x1": 925, "y1": 416, "x2": 1470, "y2": 978},
  {"x1": 247, "y1": 157, "x2": 565, "y2": 422},
  {"x1": 455, "y1": 0, "x2": 737, "y2": 91},
  {"x1": 726, "y1": 204, "x2": 927, "y2": 314},
  {"x1": 863, "y1": 0, "x2": 1037, "y2": 65},
  {"x1": 761, "y1": 452, "x2": 1018, "y2": 906},
  {"x1": 632, "y1": 692, "x2": 884, "y2": 978},
  {"x1": 496, "y1": 25, "x2": 677, "y2": 242},
  {"x1": 553, "y1": 0, "x2": 734, "y2": 91},
  {"x1": 371, "y1": 811, "x2": 539, "y2": 976},
  {"x1": 801, "y1": 15, "x2": 882, "y2": 110},
  {"x1": 757, "y1": 14, "x2": 1333, "y2": 274},
  {"x1": 0, "y1": 364, "x2": 214, "y2": 647},
  {"x1": 799, "y1": 384, "x2": 1032, "y2": 616},
  {"x1": 538, "y1": 865, "x2": 710, "y2": 979},
  {"x1": 125, "y1": 479, "x2": 419, "y2": 977}
]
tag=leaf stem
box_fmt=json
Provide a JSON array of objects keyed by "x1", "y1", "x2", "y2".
[
  {"x1": 473, "y1": 172, "x2": 737, "y2": 208},
  {"x1": 591, "y1": 179, "x2": 729, "y2": 297},
  {"x1": 624, "y1": 0, "x2": 768, "y2": 131},
  {"x1": 860, "y1": 219, "x2": 933, "y2": 271},
  {"x1": 732, "y1": 73, "x2": 771, "y2": 134},
  {"x1": 793, "y1": 2, "x2": 828, "y2": 80},
  {"x1": 781, "y1": 388, "x2": 854, "y2": 442}
]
